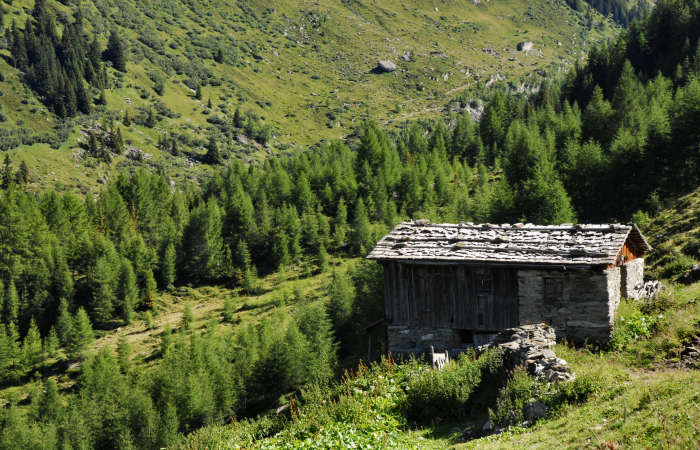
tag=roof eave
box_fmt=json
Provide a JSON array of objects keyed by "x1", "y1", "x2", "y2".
[{"x1": 367, "y1": 256, "x2": 607, "y2": 269}]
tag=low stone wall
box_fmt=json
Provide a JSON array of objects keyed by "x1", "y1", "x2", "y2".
[
  {"x1": 478, "y1": 324, "x2": 574, "y2": 382},
  {"x1": 621, "y1": 258, "x2": 644, "y2": 298}
]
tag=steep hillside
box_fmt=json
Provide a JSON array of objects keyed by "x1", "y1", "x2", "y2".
[
  {"x1": 641, "y1": 187, "x2": 700, "y2": 280},
  {"x1": 579, "y1": 0, "x2": 654, "y2": 25},
  {"x1": 0, "y1": 0, "x2": 615, "y2": 193}
]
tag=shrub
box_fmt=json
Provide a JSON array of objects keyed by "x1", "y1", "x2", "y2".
[
  {"x1": 610, "y1": 300, "x2": 664, "y2": 350},
  {"x1": 660, "y1": 254, "x2": 695, "y2": 279},
  {"x1": 403, "y1": 348, "x2": 504, "y2": 422},
  {"x1": 682, "y1": 237, "x2": 700, "y2": 258},
  {"x1": 542, "y1": 374, "x2": 603, "y2": 408},
  {"x1": 489, "y1": 366, "x2": 537, "y2": 427}
]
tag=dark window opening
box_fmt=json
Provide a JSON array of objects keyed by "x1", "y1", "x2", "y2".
[{"x1": 544, "y1": 278, "x2": 563, "y2": 303}]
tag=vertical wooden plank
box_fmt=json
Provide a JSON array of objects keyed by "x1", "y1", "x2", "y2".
[
  {"x1": 492, "y1": 268, "x2": 519, "y2": 328},
  {"x1": 384, "y1": 263, "x2": 392, "y2": 323}
]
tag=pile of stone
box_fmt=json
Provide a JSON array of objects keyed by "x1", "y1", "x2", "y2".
[
  {"x1": 478, "y1": 323, "x2": 575, "y2": 383},
  {"x1": 630, "y1": 280, "x2": 663, "y2": 300}
]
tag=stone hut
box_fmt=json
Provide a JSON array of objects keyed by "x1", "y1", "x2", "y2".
[{"x1": 367, "y1": 221, "x2": 651, "y2": 354}]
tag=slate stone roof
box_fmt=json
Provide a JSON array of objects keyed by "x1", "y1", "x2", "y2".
[{"x1": 367, "y1": 221, "x2": 652, "y2": 267}]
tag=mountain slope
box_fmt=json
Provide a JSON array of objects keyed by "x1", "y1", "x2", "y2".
[{"x1": 0, "y1": 0, "x2": 615, "y2": 192}]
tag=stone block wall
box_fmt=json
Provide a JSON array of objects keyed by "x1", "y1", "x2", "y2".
[
  {"x1": 517, "y1": 268, "x2": 616, "y2": 344},
  {"x1": 606, "y1": 266, "x2": 621, "y2": 330},
  {"x1": 621, "y1": 258, "x2": 644, "y2": 299}
]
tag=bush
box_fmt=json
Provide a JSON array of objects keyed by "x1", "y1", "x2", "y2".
[
  {"x1": 489, "y1": 366, "x2": 537, "y2": 427},
  {"x1": 403, "y1": 348, "x2": 504, "y2": 422},
  {"x1": 682, "y1": 236, "x2": 700, "y2": 258},
  {"x1": 610, "y1": 300, "x2": 664, "y2": 350},
  {"x1": 490, "y1": 368, "x2": 602, "y2": 428},
  {"x1": 546, "y1": 373, "x2": 600, "y2": 407},
  {"x1": 660, "y1": 254, "x2": 695, "y2": 279}
]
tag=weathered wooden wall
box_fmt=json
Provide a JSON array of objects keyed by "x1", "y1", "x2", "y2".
[{"x1": 383, "y1": 263, "x2": 519, "y2": 331}]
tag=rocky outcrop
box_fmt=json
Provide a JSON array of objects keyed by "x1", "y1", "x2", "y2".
[
  {"x1": 478, "y1": 323, "x2": 575, "y2": 382},
  {"x1": 375, "y1": 60, "x2": 398, "y2": 73},
  {"x1": 517, "y1": 41, "x2": 534, "y2": 53}
]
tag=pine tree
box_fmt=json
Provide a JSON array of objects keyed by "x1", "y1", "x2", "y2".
[
  {"x1": 222, "y1": 296, "x2": 235, "y2": 323},
  {"x1": 56, "y1": 298, "x2": 72, "y2": 347},
  {"x1": 123, "y1": 110, "x2": 131, "y2": 127},
  {"x1": 38, "y1": 378, "x2": 62, "y2": 422},
  {"x1": 17, "y1": 161, "x2": 29, "y2": 184},
  {"x1": 1, "y1": 154, "x2": 11, "y2": 189},
  {"x1": 181, "y1": 304, "x2": 194, "y2": 330},
  {"x1": 4, "y1": 279, "x2": 18, "y2": 325},
  {"x1": 104, "y1": 30, "x2": 126, "y2": 72},
  {"x1": 158, "y1": 402, "x2": 180, "y2": 447},
  {"x1": 352, "y1": 197, "x2": 371, "y2": 254},
  {"x1": 22, "y1": 318, "x2": 43, "y2": 368},
  {"x1": 195, "y1": 85, "x2": 202, "y2": 100},
  {"x1": 144, "y1": 310, "x2": 154, "y2": 330},
  {"x1": 5, "y1": 323, "x2": 22, "y2": 381},
  {"x1": 117, "y1": 336, "x2": 130, "y2": 374},
  {"x1": 76, "y1": 80, "x2": 91, "y2": 114},
  {"x1": 273, "y1": 230, "x2": 290, "y2": 269},
  {"x1": 145, "y1": 108, "x2": 156, "y2": 128},
  {"x1": 206, "y1": 138, "x2": 221, "y2": 164},
  {"x1": 327, "y1": 270, "x2": 354, "y2": 332},
  {"x1": 90, "y1": 256, "x2": 117, "y2": 327},
  {"x1": 214, "y1": 47, "x2": 224, "y2": 63},
  {"x1": 179, "y1": 199, "x2": 224, "y2": 283},
  {"x1": 68, "y1": 308, "x2": 93, "y2": 358},
  {"x1": 161, "y1": 242, "x2": 176, "y2": 290},
  {"x1": 44, "y1": 326, "x2": 59, "y2": 358},
  {"x1": 159, "y1": 324, "x2": 173, "y2": 355},
  {"x1": 233, "y1": 107, "x2": 243, "y2": 128},
  {"x1": 317, "y1": 243, "x2": 329, "y2": 273},
  {"x1": 111, "y1": 127, "x2": 124, "y2": 154},
  {"x1": 333, "y1": 197, "x2": 348, "y2": 248}
]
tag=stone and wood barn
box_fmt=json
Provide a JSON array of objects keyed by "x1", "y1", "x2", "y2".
[{"x1": 367, "y1": 221, "x2": 652, "y2": 354}]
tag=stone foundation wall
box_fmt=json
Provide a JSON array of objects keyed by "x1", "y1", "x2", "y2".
[
  {"x1": 621, "y1": 258, "x2": 644, "y2": 299},
  {"x1": 518, "y1": 268, "x2": 616, "y2": 344},
  {"x1": 387, "y1": 325, "x2": 456, "y2": 355}
]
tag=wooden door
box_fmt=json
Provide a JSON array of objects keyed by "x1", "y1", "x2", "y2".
[{"x1": 414, "y1": 266, "x2": 453, "y2": 328}]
